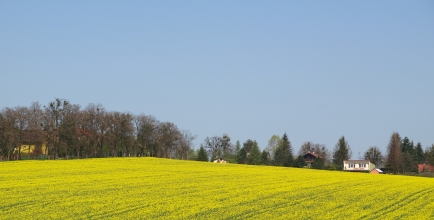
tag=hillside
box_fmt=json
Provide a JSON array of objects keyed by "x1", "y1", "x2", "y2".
[{"x1": 1, "y1": 158, "x2": 433, "y2": 219}]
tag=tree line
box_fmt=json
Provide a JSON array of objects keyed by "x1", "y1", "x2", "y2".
[
  {"x1": 2, "y1": 99, "x2": 433, "y2": 175},
  {"x1": 196, "y1": 133, "x2": 351, "y2": 170},
  {"x1": 385, "y1": 132, "x2": 434, "y2": 174},
  {"x1": 0, "y1": 99, "x2": 196, "y2": 160},
  {"x1": 197, "y1": 132, "x2": 434, "y2": 174}
]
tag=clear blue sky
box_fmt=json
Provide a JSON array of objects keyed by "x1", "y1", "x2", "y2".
[{"x1": 1, "y1": 1, "x2": 433, "y2": 158}]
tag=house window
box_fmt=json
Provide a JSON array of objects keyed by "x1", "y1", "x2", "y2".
[
  {"x1": 359, "y1": 164, "x2": 367, "y2": 168},
  {"x1": 349, "y1": 163, "x2": 355, "y2": 168}
]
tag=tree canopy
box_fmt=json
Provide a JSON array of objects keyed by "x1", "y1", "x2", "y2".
[
  {"x1": 197, "y1": 146, "x2": 208, "y2": 162},
  {"x1": 332, "y1": 136, "x2": 352, "y2": 170},
  {"x1": 386, "y1": 132, "x2": 402, "y2": 174},
  {"x1": 364, "y1": 146, "x2": 383, "y2": 166},
  {"x1": 1, "y1": 99, "x2": 432, "y2": 177}
]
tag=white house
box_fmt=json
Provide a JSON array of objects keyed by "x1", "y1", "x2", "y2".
[
  {"x1": 213, "y1": 158, "x2": 227, "y2": 163},
  {"x1": 343, "y1": 160, "x2": 375, "y2": 172}
]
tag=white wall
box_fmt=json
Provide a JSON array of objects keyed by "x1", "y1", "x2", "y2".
[{"x1": 343, "y1": 161, "x2": 370, "y2": 171}]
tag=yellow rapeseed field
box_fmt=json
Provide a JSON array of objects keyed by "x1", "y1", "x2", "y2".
[{"x1": 1, "y1": 158, "x2": 434, "y2": 219}]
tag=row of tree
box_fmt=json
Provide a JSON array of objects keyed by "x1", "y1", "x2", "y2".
[
  {"x1": 2, "y1": 99, "x2": 433, "y2": 175},
  {"x1": 385, "y1": 132, "x2": 433, "y2": 173},
  {"x1": 196, "y1": 133, "x2": 350, "y2": 170},
  {"x1": 0, "y1": 99, "x2": 196, "y2": 160},
  {"x1": 196, "y1": 132, "x2": 434, "y2": 174}
]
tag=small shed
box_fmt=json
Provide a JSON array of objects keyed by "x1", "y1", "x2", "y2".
[{"x1": 370, "y1": 168, "x2": 383, "y2": 174}]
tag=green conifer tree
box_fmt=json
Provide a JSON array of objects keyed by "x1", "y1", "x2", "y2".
[
  {"x1": 293, "y1": 155, "x2": 307, "y2": 168},
  {"x1": 248, "y1": 142, "x2": 261, "y2": 165},
  {"x1": 261, "y1": 150, "x2": 270, "y2": 165},
  {"x1": 274, "y1": 147, "x2": 285, "y2": 166},
  {"x1": 332, "y1": 136, "x2": 352, "y2": 170},
  {"x1": 415, "y1": 142, "x2": 424, "y2": 163},
  {"x1": 312, "y1": 157, "x2": 325, "y2": 169},
  {"x1": 197, "y1": 146, "x2": 208, "y2": 162},
  {"x1": 236, "y1": 147, "x2": 247, "y2": 164}
]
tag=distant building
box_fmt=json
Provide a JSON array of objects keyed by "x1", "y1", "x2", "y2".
[
  {"x1": 213, "y1": 158, "x2": 227, "y2": 163},
  {"x1": 343, "y1": 160, "x2": 375, "y2": 172},
  {"x1": 303, "y1": 152, "x2": 320, "y2": 167},
  {"x1": 15, "y1": 144, "x2": 48, "y2": 155},
  {"x1": 418, "y1": 164, "x2": 434, "y2": 173},
  {"x1": 370, "y1": 168, "x2": 383, "y2": 174}
]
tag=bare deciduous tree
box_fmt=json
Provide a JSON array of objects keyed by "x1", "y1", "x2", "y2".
[
  {"x1": 157, "y1": 122, "x2": 180, "y2": 158},
  {"x1": 0, "y1": 99, "x2": 195, "y2": 161},
  {"x1": 44, "y1": 98, "x2": 70, "y2": 159},
  {"x1": 385, "y1": 132, "x2": 402, "y2": 173},
  {"x1": 265, "y1": 135, "x2": 281, "y2": 160},
  {"x1": 26, "y1": 102, "x2": 45, "y2": 158},
  {"x1": 135, "y1": 114, "x2": 159, "y2": 157},
  {"x1": 203, "y1": 136, "x2": 223, "y2": 160},
  {"x1": 364, "y1": 146, "x2": 384, "y2": 166},
  {"x1": 177, "y1": 130, "x2": 197, "y2": 160}
]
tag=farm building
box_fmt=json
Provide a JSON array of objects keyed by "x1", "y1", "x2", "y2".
[
  {"x1": 343, "y1": 160, "x2": 375, "y2": 172},
  {"x1": 370, "y1": 168, "x2": 383, "y2": 174},
  {"x1": 213, "y1": 158, "x2": 228, "y2": 163},
  {"x1": 303, "y1": 152, "x2": 320, "y2": 167},
  {"x1": 418, "y1": 164, "x2": 434, "y2": 173},
  {"x1": 14, "y1": 144, "x2": 48, "y2": 157}
]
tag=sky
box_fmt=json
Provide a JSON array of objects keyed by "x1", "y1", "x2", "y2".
[{"x1": 1, "y1": 1, "x2": 433, "y2": 158}]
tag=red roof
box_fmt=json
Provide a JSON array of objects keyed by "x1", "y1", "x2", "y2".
[
  {"x1": 303, "y1": 152, "x2": 319, "y2": 158},
  {"x1": 418, "y1": 164, "x2": 434, "y2": 172},
  {"x1": 76, "y1": 128, "x2": 91, "y2": 135}
]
